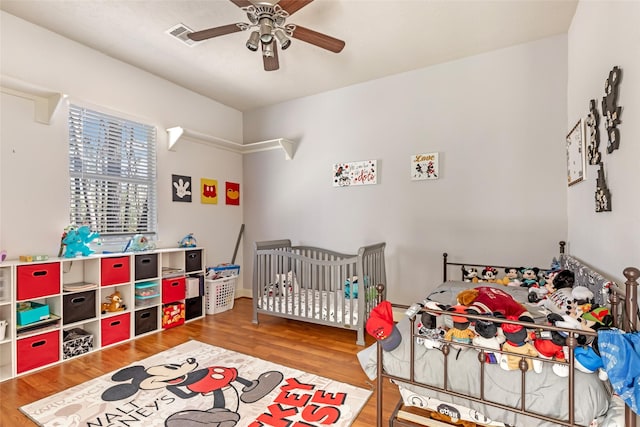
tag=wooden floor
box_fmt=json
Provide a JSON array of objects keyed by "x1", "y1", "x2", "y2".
[{"x1": 0, "y1": 297, "x2": 400, "y2": 426}]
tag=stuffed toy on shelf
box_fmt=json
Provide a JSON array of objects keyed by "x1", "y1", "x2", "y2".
[
  {"x1": 61, "y1": 225, "x2": 100, "y2": 258},
  {"x1": 124, "y1": 234, "x2": 155, "y2": 252},
  {"x1": 101, "y1": 290, "x2": 126, "y2": 314}
]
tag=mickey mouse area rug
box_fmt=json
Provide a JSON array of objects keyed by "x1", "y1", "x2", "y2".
[{"x1": 20, "y1": 340, "x2": 372, "y2": 427}]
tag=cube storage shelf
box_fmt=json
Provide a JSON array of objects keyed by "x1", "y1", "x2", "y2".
[{"x1": 0, "y1": 247, "x2": 206, "y2": 382}]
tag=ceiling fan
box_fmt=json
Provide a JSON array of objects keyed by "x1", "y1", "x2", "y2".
[{"x1": 187, "y1": 0, "x2": 345, "y2": 71}]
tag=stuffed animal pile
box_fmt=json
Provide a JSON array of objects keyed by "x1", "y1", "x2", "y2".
[{"x1": 403, "y1": 263, "x2": 610, "y2": 382}]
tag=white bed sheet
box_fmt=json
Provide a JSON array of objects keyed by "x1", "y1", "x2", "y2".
[{"x1": 258, "y1": 289, "x2": 358, "y2": 325}]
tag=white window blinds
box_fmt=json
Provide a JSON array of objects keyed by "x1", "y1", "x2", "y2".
[{"x1": 68, "y1": 105, "x2": 157, "y2": 236}]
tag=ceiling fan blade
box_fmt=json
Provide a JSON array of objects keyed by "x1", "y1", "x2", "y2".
[
  {"x1": 278, "y1": 0, "x2": 314, "y2": 15},
  {"x1": 229, "y1": 0, "x2": 252, "y2": 8},
  {"x1": 290, "y1": 25, "x2": 345, "y2": 53},
  {"x1": 188, "y1": 24, "x2": 244, "y2": 42},
  {"x1": 263, "y1": 43, "x2": 280, "y2": 71}
]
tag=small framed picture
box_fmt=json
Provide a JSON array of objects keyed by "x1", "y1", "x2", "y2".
[
  {"x1": 566, "y1": 119, "x2": 586, "y2": 186},
  {"x1": 411, "y1": 152, "x2": 439, "y2": 180},
  {"x1": 172, "y1": 174, "x2": 192, "y2": 202}
]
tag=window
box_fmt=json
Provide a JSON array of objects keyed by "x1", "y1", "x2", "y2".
[{"x1": 68, "y1": 105, "x2": 157, "y2": 239}]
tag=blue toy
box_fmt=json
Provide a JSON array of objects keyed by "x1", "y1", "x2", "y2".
[
  {"x1": 344, "y1": 276, "x2": 359, "y2": 299},
  {"x1": 124, "y1": 234, "x2": 155, "y2": 252},
  {"x1": 179, "y1": 233, "x2": 197, "y2": 248},
  {"x1": 62, "y1": 225, "x2": 100, "y2": 258}
]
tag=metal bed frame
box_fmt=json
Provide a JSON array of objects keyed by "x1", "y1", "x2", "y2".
[{"x1": 375, "y1": 242, "x2": 639, "y2": 427}]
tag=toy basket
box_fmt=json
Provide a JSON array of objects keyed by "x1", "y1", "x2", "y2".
[{"x1": 205, "y1": 276, "x2": 236, "y2": 314}]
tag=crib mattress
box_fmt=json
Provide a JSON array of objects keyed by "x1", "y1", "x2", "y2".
[{"x1": 258, "y1": 289, "x2": 358, "y2": 325}]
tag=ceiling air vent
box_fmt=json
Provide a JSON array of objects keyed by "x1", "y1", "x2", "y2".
[{"x1": 166, "y1": 23, "x2": 198, "y2": 46}]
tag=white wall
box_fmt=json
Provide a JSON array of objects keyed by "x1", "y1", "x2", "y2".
[
  {"x1": 242, "y1": 35, "x2": 569, "y2": 304},
  {"x1": 566, "y1": 1, "x2": 640, "y2": 282},
  {"x1": 0, "y1": 11, "x2": 245, "y2": 269}
]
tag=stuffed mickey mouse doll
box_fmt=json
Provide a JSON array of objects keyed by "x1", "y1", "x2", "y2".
[
  {"x1": 472, "y1": 314, "x2": 505, "y2": 364},
  {"x1": 519, "y1": 267, "x2": 541, "y2": 288}
]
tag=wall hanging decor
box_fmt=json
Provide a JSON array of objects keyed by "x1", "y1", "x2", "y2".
[
  {"x1": 332, "y1": 160, "x2": 377, "y2": 187},
  {"x1": 172, "y1": 174, "x2": 192, "y2": 202},
  {"x1": 411, "y1": 153, "x2": 439, "y2": 180},
  {"x1": 602, "y1": 66, "x2": 623, "y2": 154},
  {"x1": 595, "y1": 164, "x2": 612, "y2": 212},
  {"x1": 585, "y1": 99, "x2": 602, "y2": 165},
  {"x1": 201, "y1": 178, "x2": 218, "y2": 204},
  {"x1": 225, "y1": 182, "x2": 240, "y2": 205},
  {"x1": 566, "y1": 119, "x2": 586, "y2": 186}
]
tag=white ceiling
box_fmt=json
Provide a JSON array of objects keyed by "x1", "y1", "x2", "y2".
[{"x1": 0, "y1": 0, "x2": 578, "y2": 112}]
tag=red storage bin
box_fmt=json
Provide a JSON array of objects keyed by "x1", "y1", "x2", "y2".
[
  {"x1": 101, "y1": 256, "x2": 130, "y2": 286},
  {"x1": 162, "y1": 277, "x2": 186, "y2": 303},
  {"x1": 17, "y1": 330, "x2": 60, "y2": 373},
  {"x1": 101, "y1": 312, "x2": 131, "y2": 346},
  {"x1": 17, "y1": 263, "x2": 60, "y2": 301}
]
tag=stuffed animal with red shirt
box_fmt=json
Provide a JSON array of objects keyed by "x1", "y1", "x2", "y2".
[{"x1": 457, "y1": 286, "x2": 534, "y2": 323}]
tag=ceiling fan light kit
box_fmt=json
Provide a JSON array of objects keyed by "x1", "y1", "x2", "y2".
[
  {"x1": 246, "y1": 31, "x2": 260, "y2": 51},
  {"x1": 187, "y1": 0, "x2": 345, "y2": 71}
]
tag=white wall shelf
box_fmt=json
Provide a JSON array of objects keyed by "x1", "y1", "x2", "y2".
[
  {"x1": 167, "y1": 126, "x2": 295, "y2": 160},
  {"x1": 0, "y1": 75, "x2": 66, "y2": 125}
]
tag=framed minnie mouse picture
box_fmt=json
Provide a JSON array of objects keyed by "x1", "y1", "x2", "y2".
[{"x1": 566, "y1": 118, "x2": 586, "y2": 186}]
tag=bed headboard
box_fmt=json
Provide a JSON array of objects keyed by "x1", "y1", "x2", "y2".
[{"x1": 442, "y1": 241, "x2": 566, "y2": 282}]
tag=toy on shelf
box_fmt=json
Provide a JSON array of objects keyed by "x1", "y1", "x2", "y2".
[
  {"x1": 101, "y1": 290, "x2": 126, "y2": 314},
  {"x1": 124, "y1": 234, "x2": 155, "y2": 252},
  {"x1": 179, "y1": 233, "x2": 197, "y2": 248},
  {"x1": 61, "y1": 225, "x2": 100, "y2": 258}
]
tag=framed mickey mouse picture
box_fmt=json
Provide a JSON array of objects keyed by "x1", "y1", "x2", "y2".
[{"x1": 566, "y1": 119, "x2": 586, "y2": 187}]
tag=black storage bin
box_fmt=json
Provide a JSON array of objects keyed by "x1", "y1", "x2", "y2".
[
  {"x1": 185, "y1": 250, "x2": 202, "y2": 273},
  {"x1": 63, "y1": 290, "x2": 96, "y2": 325},
  {"x1": 135, "y1": 307, "x2": 158, "y2": 336},
  {"x1": 185, "y1": 296, "x2": 203, "y2": 320},
  {"x1": 135, "y1": 253, "x2": 158, "y2": 281}
]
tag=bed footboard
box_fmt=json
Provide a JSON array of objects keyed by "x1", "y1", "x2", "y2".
[{"x1": 253, "y1": 240, "x2": 386, "y2": 345}]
